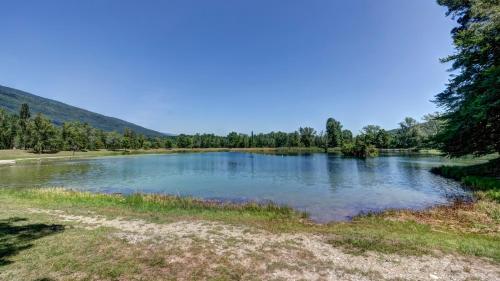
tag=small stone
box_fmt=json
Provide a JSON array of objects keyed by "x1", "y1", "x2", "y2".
[{"x1": 429, "y1": 273, "x2": 439, "y2": 280}]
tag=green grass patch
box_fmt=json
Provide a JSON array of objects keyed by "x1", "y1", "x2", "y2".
[
  {"x1": 0, "y1": 187, "x2": 498, "y2": 262},
  {"x1": 0, "y1": 188, "x2": 306, "y2": 223},
  {"x1": 431, "y1": 158, "x2": 500, "y2": 202}
]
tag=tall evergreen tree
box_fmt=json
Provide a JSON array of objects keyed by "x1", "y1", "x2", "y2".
[
  {"x1": 18, "y1": 103, "x2": 31, "y2": 149},
  {"x1": 20, "y1": 103, "x2": 31, "y2": 120},
  {"x1": 436, "y1": 0, "x2": 500, "y2": 156}
]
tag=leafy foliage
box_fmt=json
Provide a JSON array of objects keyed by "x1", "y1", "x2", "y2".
[
  {"x1": 28, "y1": 113, "x2": 61, "y2": 153},
  {"x1": 326, "y1": 118, "x2": 343, "y2": 148},
  {"x1": 435, "y1": 0, "x2": 500, "y2": 156},
  {"x1": 299, "y1": 127, "x2": 316, "y2": 147},
  {"x1": 341, "y1": 138, "x2": 379, "y2": 158}
]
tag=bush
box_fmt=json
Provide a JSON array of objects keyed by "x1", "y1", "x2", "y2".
[{"x1": 341, "y1": 141, "x2": 378, "y2": 158}]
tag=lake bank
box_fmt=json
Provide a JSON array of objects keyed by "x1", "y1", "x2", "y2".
[
  {"x1": 0, "y1": 187, "x2": 498, "y2": 280},
  {"x1": 0, "y1": 147, "x2": 330, "y2": 161},
  {"x1": 0, "y1": 152, "x2": 472, "y2": 222},
  {"x1": 0, "y1": 147, "x2": 452, "y2": 163}
]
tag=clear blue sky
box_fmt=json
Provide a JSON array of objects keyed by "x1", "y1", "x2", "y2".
[{"x1": 0, "y1": 0, "x2": 455, "y2": 135}]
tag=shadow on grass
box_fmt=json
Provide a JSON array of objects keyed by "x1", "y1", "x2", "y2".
[{"x1": 0, "y1": 217, "x2": 64, "y2": 266}]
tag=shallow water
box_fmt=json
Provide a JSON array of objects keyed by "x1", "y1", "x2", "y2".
[{"x1": 0, "y1": 152, "x2": 471, "y2": 222}]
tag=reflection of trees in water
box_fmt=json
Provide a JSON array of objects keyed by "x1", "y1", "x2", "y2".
[
  {"x1": 326, "y1": 155, "x2": 341, "y2": 189},
  {"x1": 295, "y1": 154, "x2": 316, "y2": 186},
  {"x1": 326, "y1": 156, "x2": 380, "y2": 190},
  {"x1": 0, "y1": 162, "x2": 93, "y2": 187}
]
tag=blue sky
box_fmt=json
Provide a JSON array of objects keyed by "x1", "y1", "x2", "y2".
[{"x1": 0, "y1": 0, "x2": 455, "y2": 135}]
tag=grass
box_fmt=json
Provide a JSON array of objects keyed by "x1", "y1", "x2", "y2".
[
  {"x1": 0, "y1": 187, "x2": 305, "y2": 224},
  {"x1": 431, "y1": 158, "x2": 500, "y2": 202},
  {"x1": 0, "y1": 187, "x2": 498, "y2": 262},
  {"x1": 0, "y1": 187, "x2": 498, "y2": 280},
  {"x1": 325, "y1": 199, "x2": 500, "y2": 258}
]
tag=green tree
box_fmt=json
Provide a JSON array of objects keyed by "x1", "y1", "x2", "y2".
[
  {"x1": 299, "y1": 127, "x2": 316, "y2": 147},
  {"x1": 288, "y1": 131, "x2": 301, "y2": 147},
  {"x1": 28, "y1": 113, "x2": 61, "y2": 153},
  {"x1": 62, "y1": 122, "x2": 87, "y2": 152},
  {"x1": 94, "y1": 129, "x2": 106, "y2": 149},
  {"x1": 176, "y1": 134, "x2": 193, "y2": 148},
  {"x1": 359, "y1": 125, "x2": 382, "y2": 146},
  {"x1": 226, "y1": 132, "x2": 240, "y2": 148},
  {"x1": 164, "y1": 138, "x2": 174, "y2": 149},
  {"x1": 435, "y1": 0, "x2": 500, "y2": 156},
  {"x1": 314, "y1": 131, "x2": 327, "y2": 150},
  {"x1": 341, "y1": 129, "x2": 353, "y2": 143},
  {"x1": 106, "y1": 131, "x2": 123, "y2": 150},
  {"x1": 0, "y1": 109, "x2": 18, "y2": 149},
  {"x1": 420, "y1": 113, "x2": 444, "y2": 148},
  {"x1": 273, "y1": 131, "x2": 288, "y2": 147},
  {"x1": 341, "y1": 136, "x2": 378, "y2": 158},
  {"x1": 375, "y1": 129, "x2": 391, "y2": 148},
  {"x1": 326, "y1": 118, "x2": 342, "y2": 148},
  {"x1": 123, "y1": 128, "x2": 140, "y2": 150},
  {"x1": 396, "y1": 117, "x2": 422, "y2": 148},
  {"x1": 18, "y1": 103, "x2": 31, "y2": 149}
]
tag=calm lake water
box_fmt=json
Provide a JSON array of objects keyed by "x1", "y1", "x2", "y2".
[{"x1": 0, "y1": 152, "x2": 471, "y2": 222}]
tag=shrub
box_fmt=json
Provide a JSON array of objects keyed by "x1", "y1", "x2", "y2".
[{"x1": 341, "y1": 141, "x2": 378, "y2": 158}]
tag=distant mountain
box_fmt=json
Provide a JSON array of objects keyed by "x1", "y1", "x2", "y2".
[{"x1": 0, "y1": 85, "x2": 167, "y2": 137}]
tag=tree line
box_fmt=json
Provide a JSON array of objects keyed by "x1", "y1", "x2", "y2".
[
  {"x1": 164, "y1": 114, "x2": 442, "y2": 151},
  {"x1": 0, "y1": 104, "x2": 169, "y2": 153},
  {"x1": 0, "y1": 103, "x2": 443, "y2": 153}
]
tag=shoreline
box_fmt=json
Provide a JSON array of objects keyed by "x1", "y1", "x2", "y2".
[
  {"x1": 0, "y1": 147, "x2": 448, "y2": 165},
  {"x1": 1, "y1": 187, "x2": 498, "y2": 251},
  {"x1": 1, "y1": 185, "x2": 498, "y2": 280}
]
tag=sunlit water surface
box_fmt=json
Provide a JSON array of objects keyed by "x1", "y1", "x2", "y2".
[{"x1": 0, "y1": 152, "x2": 471, "y2": 222}]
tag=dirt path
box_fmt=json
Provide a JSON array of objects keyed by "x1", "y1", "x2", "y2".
[{"x1": 29, "y1": 208, "x2": 499, "y2": 281}]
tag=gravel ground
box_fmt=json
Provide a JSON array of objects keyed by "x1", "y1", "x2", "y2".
[{"x1": 27, "y1": 208, "x2": 500, "y2": 281}]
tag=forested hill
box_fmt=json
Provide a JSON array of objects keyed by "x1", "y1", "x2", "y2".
[{"x1": 0, "y1": 85, "x2": 166, "y2": 137}]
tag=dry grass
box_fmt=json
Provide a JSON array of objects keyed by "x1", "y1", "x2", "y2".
[{"x1": 383, "y1": 199, "x2": 500, "y2": 234}]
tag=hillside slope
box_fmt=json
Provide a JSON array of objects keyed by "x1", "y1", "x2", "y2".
[{"x1": 0, "y1": 85, "x2": 166, "y2": 137}]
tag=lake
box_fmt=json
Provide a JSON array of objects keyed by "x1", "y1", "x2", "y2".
[{"x1": 0, "y1": 152, "x2": 471, "y2": 222}]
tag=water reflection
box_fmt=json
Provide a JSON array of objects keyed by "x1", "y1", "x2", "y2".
[{"x1": 0, "y1": 152, "x2": 471, "y2": 222}]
